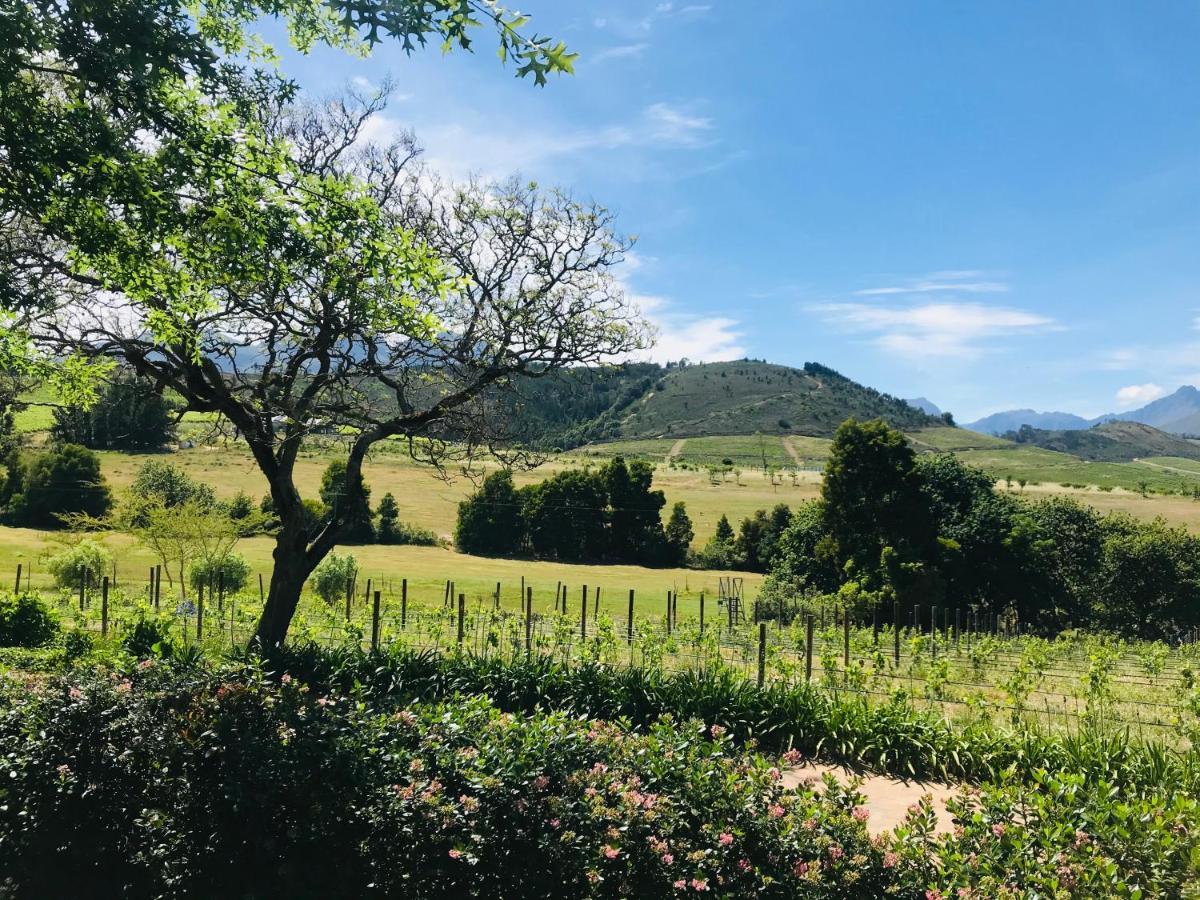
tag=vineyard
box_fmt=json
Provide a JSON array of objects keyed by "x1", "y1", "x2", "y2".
[{"x1": 34, "y1": 563, "x2": 1200, "y2": 750}]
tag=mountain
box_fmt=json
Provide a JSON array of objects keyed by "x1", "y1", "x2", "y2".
[
  {"x1": 500, "y1": 360, "x2": 941, "y2": 447},
  {"x1": 1119, "y1": 386, "x2": 1200, "y2": 434},
  {"x1": 968, "y1": 386, "x2": 1200, "y2": 437},
  {"x1": 905, "y1": 397, "x2": 942, "y2": 416},
  {"x1": 1003, "y1": 420, "x2": 1200, "y2": 462},
  {"x1": 967, "y1": 409, "x2": 1094, "y2": 435}
]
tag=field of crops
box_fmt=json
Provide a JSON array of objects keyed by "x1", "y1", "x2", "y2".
[{"x1": 37, "y1": 570, "x2": 1200, "y2": 747}]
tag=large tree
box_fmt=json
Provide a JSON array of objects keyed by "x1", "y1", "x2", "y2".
[{"x1": 1, "y1": 2, "x2": 648, "y2": 646}]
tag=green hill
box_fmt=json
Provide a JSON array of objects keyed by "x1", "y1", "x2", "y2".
[
  {"x1": 1002, "y1": 420, "x2": 1200, "y2": 462},
  {"x1": 561, "y1": 360, "x2": 938, "y2": 443}
]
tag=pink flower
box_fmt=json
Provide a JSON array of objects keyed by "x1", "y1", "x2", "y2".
[
  {"x1": 137, "y1": 659, "x2": 154, "y2": 670},
  {"x1": 56, "y1": 764, "x2": 71, "y2": 778},
  {"x1": 782, "y1": 749, "x2": 803, "y2": 765},
  {"x1": 662, "y1": 853, "x2": 674, "y2": 865},
  {"x1": 533, "y1": 775, "x2": 550, "y2": 791},
  {"x1": 767, "y1": 767, "x2": 782, "y2": 781},
  {"x1": 737, "y1": 858, "x2": 751, "y2": 873},
  {"x1": 591, "y1": 762, "x2": 608, "y2": 774},
  {"x1": 926, "y1": 891, "x2": 944, "y2": 900},
  {"x1": 991, "y1": 823, "x2": 1007, "y2": 838},
  {"x1": 792, "y1": 860, "x2": 809, "y2": 877},
  {"x1": 768, "y1": 804, "x2": 785, "y2": 819},
  {"x1": 718, "y1": 832, "x2": 734, "y2": 846},
  {"x1": 710, "y1": 724, "x2": 727, "y2": 738},
  {"x1": 280, "y1": 673, "x2": 292, "y2": 684},
  {"x1": 603, "y1": 846, "x2": 620, "y2": 859},
  {"x1": 853, "y1": 806, "x2": 870, "y2": 822},
  {"x1": 393, "y1": 710, "x2": 416, "y2": 727},
  {"x1": 549, "y1": 818, "x2": 561, "y2": 829},
  {"x1": 828, "y1": 845, "x2": 844, "y2": 861},
  {"x1": 691, "y1": 879, "x2": 708, "y2": 892},
  {"x1": 68, "y1": 687, "x2": 83, "y2": 700},
  {"x1": 673, "y1": 880, "x2": 687, "y2": 891},
  {"x1": 115, "y1": 680, "x2": 132, "y2": 694},
  {"x1": 1074, "y1": 830, "x2": 1090, "y2": 848},
  {"x1": 448, "y1": 849, "x2": 463, "y2": 860},
  {"x1": 882, "y1": 851, "x2": 899, "y2": 869}
]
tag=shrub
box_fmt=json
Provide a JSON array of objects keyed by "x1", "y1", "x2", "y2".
[
  {"x1": 188, "y1": 554, "x2": 250, "y2": 595},
  {"x1": 0, "y1": 594, "x2": 59, "y2": 647},
  {"x1": 45, "y1": 540, "x2": 112, "y2": 591},
  {"x1": 121, "y1": 613, "x2": 176, "y2": 659},
  {"x1": 0, "y1": 667, "x2": 894, "y2": 898},
  {"x1": 312, "y1": 553, "x2": 357, "y2": 605},
  {"x1": 50, "y1": 375, "x2": 176, "y2": 452}
]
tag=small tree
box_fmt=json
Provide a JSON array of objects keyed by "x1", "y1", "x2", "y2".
[
  {"x1": 664, "y1": 502, "x2": 694, "y2": 566},
  {"x1": 313, "y1": 554, "x2": 358, "y2": 606},
  {"x1": 45, "y1": 539, "x2": 112, "y2": 591},
  {"x1": 189, "y1": 553, "x2": 251, "y2": 595},
  {"x1": 5, "y1": 445, "x2": 112, "y2": 527},
  {"x1": 319, "y1": 460, "x2": 375, "y2": 544},
  {"x1": 376, "y1": 493, "x2": 401, "y2": 544}
]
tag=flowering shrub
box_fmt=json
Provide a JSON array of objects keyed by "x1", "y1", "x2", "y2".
[
  {"x1": 0, "y1": 592, "x2": 59, "y2": 647},
  {"x1": 0, "y1": 664, "x2": 897, "y2": 898}
]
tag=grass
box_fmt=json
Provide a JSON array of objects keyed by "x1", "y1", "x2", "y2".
[{"x1": 906, "y1": 426, "x2": 1013, "y2": 451}]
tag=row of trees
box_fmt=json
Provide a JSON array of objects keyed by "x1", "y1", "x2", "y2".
[
  {"x1": 764, "y1": 418, "x2": 1200, "y2": 640},
  {"x1": 455, "y1": 458, "x2": 693, "y2": 566}
]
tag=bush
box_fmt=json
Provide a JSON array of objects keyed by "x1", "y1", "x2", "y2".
[
  {"x1": 121, "y1": 613, "x2": 176, "y2": 659},
  {"x1": 378, "y1": 518, "x2": 439, "y2": 546},
  {"x1": 0, "y1": 667, "x2": 893, "y2": 898},
  {"x1": 0, "y1": 594, "x2": 59, "y2": 647},
  {"x1": 312, "y1": 553, "x2": 357, "y2": 604},
  {"x1": 50, "y1": 374, "x2": 176, "y2": 451},
  {"x1": 45, "y1": 540, "x2": 112, "y2": 591},
  {"x1": 188, "y1": 554, "x2": 250, "y2": 595},
  {"x1": 5, "y1": 445, "x2": 112, "y2": 527}
]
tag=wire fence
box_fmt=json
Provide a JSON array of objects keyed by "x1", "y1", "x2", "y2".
[{"x1": 37, "y1": 564, "x2": 1200, "y2": 745}]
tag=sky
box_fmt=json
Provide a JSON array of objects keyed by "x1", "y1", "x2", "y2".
[{"x1": 272, "y1": 1, "x2": 1200, "y2": 422}]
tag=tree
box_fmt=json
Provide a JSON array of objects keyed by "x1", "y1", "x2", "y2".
[
  {"x1": 454, "y1": 471, "x2": 523, "y2": 556},
  {"x1": 130, "y1": 461, "x2": 216, "y2": 510},
  {"x1": 713, "y1": 514, "x2": 735, "y2": 546},
  {"x1": 663, "y1": 502, "x2": 694, "y2": 566},
  {"x1": 0, "y1": 3, "x2": 598, "y2": 649},
  {"x1": 522, "y1": 469, "x2": 610, "y2": 562},
  {"x1": 603, "y1": 456, "x2": 666, "y2": 564},
  {"x1": 376, "y1": 492, "x2": 401, "y2": 545},
  {"x1": 5, "y1": 445, "x2": 112, "y2": 527},
  {"x1": 50, "y1": 374, "x2": 176, "y2": 451},
  {"x1": 319, "y1": 460, "x2": 374, "y2": 544},
  {"x1": 820, "y1": 419, "x2": 936, "y2": 592}
]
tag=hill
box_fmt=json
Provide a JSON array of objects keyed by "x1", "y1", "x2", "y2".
[
  {"x1": 566, "y1": 360, "x2": 939, "y2": 442},
  {"x1": 905, "y1": 397, "x2": 942, "y2": 416},
  {"x1": 1003, "y1": 420, "x2": 1200, "y2": 462}
]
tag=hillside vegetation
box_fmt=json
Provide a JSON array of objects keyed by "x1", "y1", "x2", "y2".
[{"x1": 1004, "y1": 420, "x2": 1200, "y2": 462}]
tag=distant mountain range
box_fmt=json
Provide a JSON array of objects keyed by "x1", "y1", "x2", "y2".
[
  {"x1": 1004, "y1": 419, "x2": 1200, "y2": 462},
  {"x1": 967, "y1": 386, "x2": 1200, "y2": 436}
]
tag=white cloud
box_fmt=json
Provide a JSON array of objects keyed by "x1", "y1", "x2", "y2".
[
  {"x1": 632, "y1": 294, "x2": 745, "y2": 362},
  {"x1": 1115, "y1": 383, "x2": 1167, "y2": 408},
  {"x1": 810, "y1": 301, "x2": 1058, "y2": 360},
  {"x1": 854, "y1": 270, "x2": 1008, "y2": 296},
  {"x1": 591, "y1": 43, "x2": 650, "y2": 63},
  {"x1": 358, "y1": 101, "x2": 716, "y2": 182}
]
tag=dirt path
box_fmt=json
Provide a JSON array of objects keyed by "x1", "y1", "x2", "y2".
[
  {"x1": 666, "y1": 438, "x2": 687, "y2": 463},
  {"x1": 783, "y1": 763, "x2": 958, "y2": 836},
  {"x1": 1133, "y1": 458, "x2": 1200, "y2": 476},
  {"x1": 781, "y1": 436, "x2": 802, "y2": 465}
]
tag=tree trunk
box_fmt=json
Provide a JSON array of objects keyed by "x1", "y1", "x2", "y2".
[{"x1": 251, "y1": 518, "x2": 314, "y2": 650}]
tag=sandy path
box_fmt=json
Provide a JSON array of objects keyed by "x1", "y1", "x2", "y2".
[
  {"x1": 783, "y1": 763, "x2": 958, "y2": 836},
  {"x1": 666, "y1": 439, "x2": 687, "y2": 462}
]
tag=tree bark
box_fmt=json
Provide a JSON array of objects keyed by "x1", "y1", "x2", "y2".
[{"x1": 251, "y1": 492, "x2": 319, "y2": 650}]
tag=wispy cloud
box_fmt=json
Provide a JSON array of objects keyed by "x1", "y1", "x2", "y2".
[
  {"x1": 854, "y1": 270, "x2": 1009, "y2": 297},
  {"x1": 1115, "y1": 383, "x2": 1166, "y2": 408},
  {"x1": 359, "y1": 101, "x2": 717, "y2": 181},
  {"x1": 594, "y1": 2, "x2": 713, "y2": 38},
  {"x1": 633, "y1": 294, "x2": 745, "y2": 362},
  {"x1": 810, "y1": 300, "x2": 1059, "y2": 360},
  {"x1": 591, "y1": 43, "x2": 650, "y2": 63}
]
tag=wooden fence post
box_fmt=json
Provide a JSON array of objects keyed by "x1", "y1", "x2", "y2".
[
  {"x1": 665, "y1": 592, "x2": 672, "y2": 635},
  {"x1": 14, "y1": 564, "x2": 21, "y2": 594},
  {"x1": 401, "y1": 579, "x2": 408, "y2": 630},
  {"x1": 457, "y1": 593, "x2": 465, "y2": 645},
  {"x1": 494, "y1": 581, "x2": 500, "y2": 610},
  {"x1": 258, "y1": 572, "x2": 265, "y2": 604},
  {"x1": 101, "y1": 576, "x2": 109, "y2": 637},
  {"x1": 371, "y1": 590, "x2": 381, "y2": 651},
  {"x1": 525, "y1": 587, "x2": 533, "y2": 655},
  {"x1": 954, "y1": 608, "x2": 961, "y2": 650},
  {"x1": 872, "y1": 602, "x2": 880, "y2": 645},
  {"x1": 893, "y1": 602, "x2": 901, "y2": 666},
  {"x1": 805, "y1": 614, "x2": 815, "y2": 682},
  {"x1": 931, "y1": 605, "x2": 938, "y2": 657},
  {"x1": 699, "y1": 592, "x2": 705, "y2": 635},
  {"x1": 364, "y1": 578, "x2": 372, "y2": 609},
  {"x1": 197, "y1": 581, "x2": 204, "y2": 640},
  {"x1": 580, "y1": 586, "x2": 588, "y2": 639},
  {"x1": 627, "y1": 590, "x2": 635, "y2": 644},
  {"x1": 218, "y1": 570, "x2": 225, "y2": 614},
  {"x1": 79, "y1": 569, "x2": 86, "y2": 611},
  {"x1": 843, "y1": 608, "x2": 850, "y2": 668},
  {"x1": 594, "y1": 585, "x2": 601, "y2": 619},
  {"x1": 757, "y1": 623, "x2": 767, "y2": 687},
  {"x1": 155, "y1": 565, "x2": 162, "y2": 612},
  {"x1": 345, "y1": 579, "x2": 352, "y2": 622}
]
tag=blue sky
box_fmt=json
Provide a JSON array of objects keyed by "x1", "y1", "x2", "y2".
[{"x1": 275, "y1": 1, "x2": 1200, "y2": 422}]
